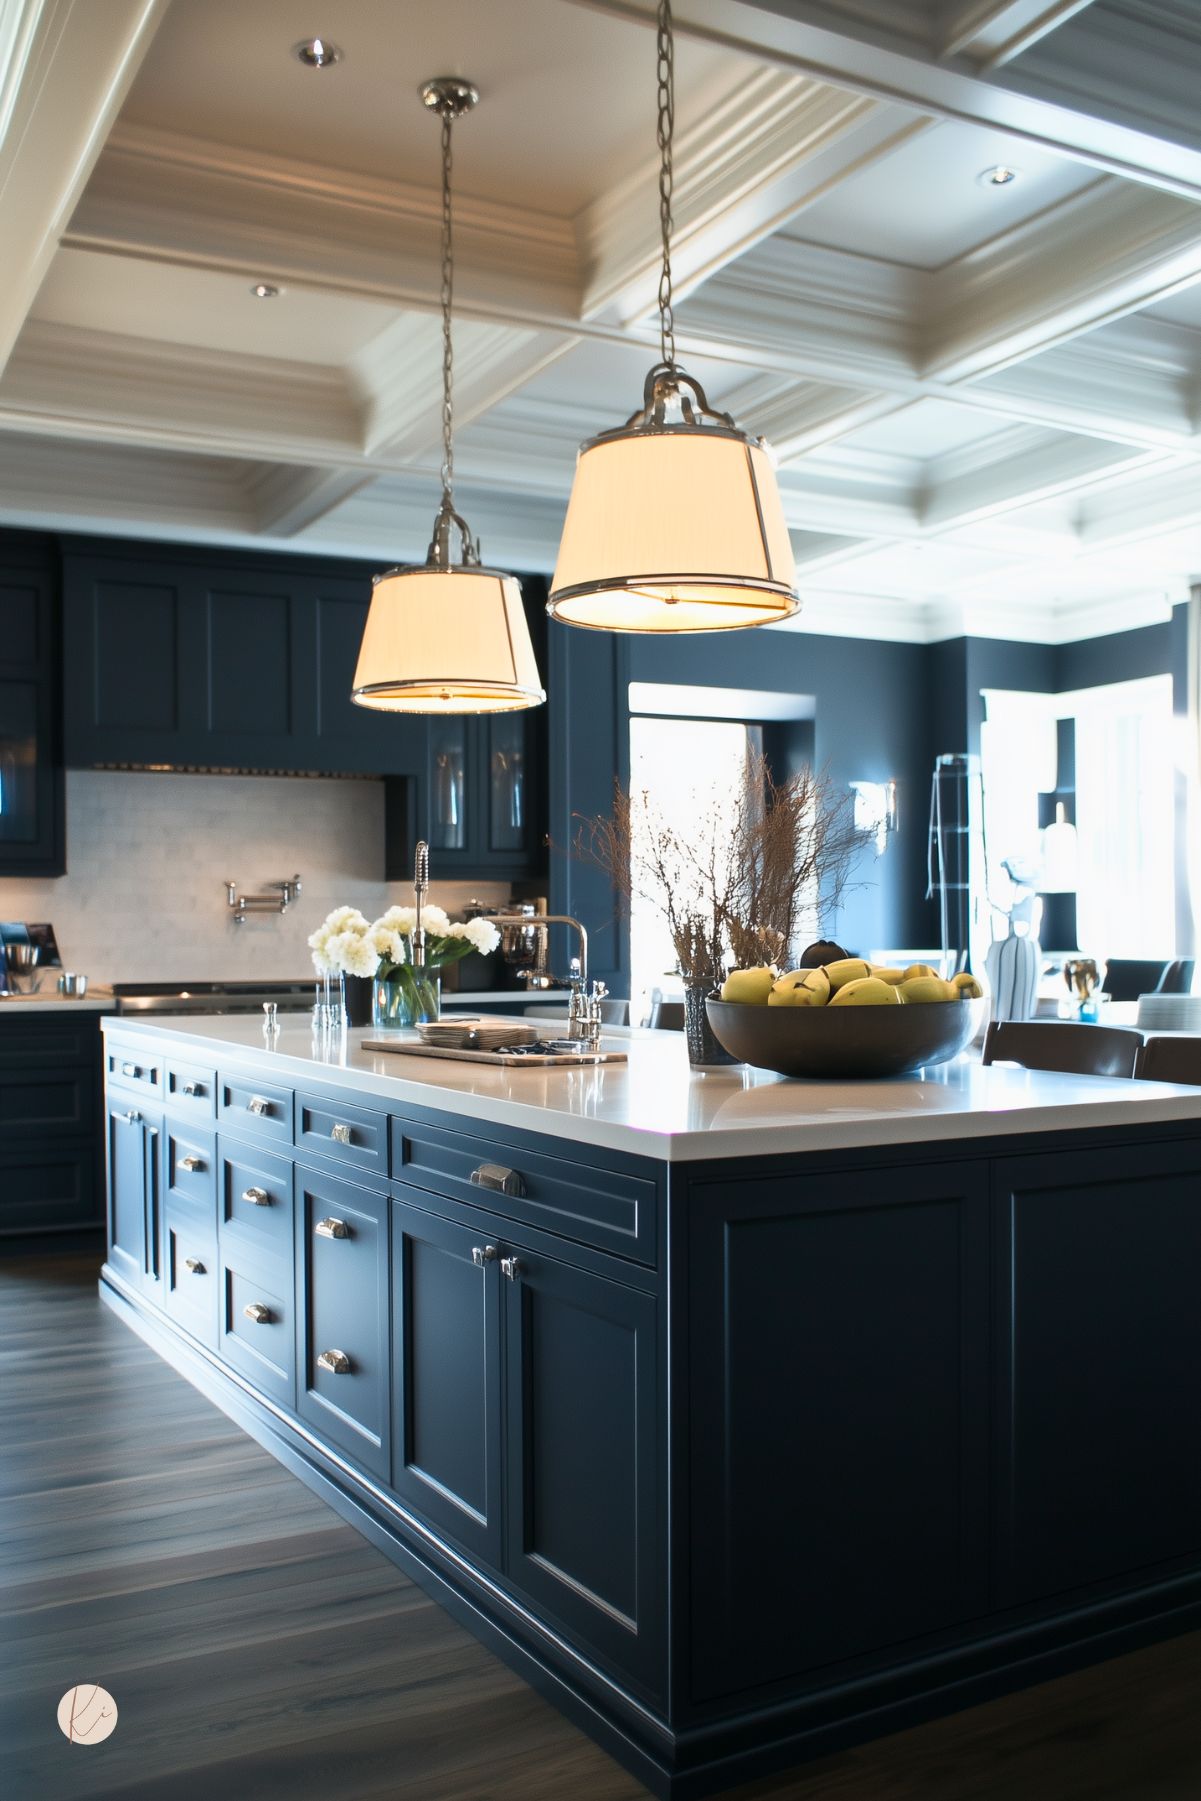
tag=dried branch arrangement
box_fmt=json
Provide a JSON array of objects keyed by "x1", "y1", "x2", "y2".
[{"x1": 576, "y1": 750, "x2": 873, "y2": 986}]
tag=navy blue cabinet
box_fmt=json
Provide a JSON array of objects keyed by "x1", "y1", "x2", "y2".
[
  {"x1": 993, "y1": 1142, "x2": 1201, "y2": 1607},
  {"x1": 391, "y1": 1195, "x2": 504, "y2": 1567},
  {"x1": 0, "y1": 1013, "x2": 103, "y2": 1243},
  {"x1": 105, "y1": 1096, "x2": 163, "y2": 1298},
  {"x1": 0, "y1": 535, "x2": 62, "y2": 875},
  {"x1": 295, "y1": 1164, "x2": 390, "y2": 1479},
  {"x1": 503, "y1": 1239, "x2": 661, "y2": 1690}
]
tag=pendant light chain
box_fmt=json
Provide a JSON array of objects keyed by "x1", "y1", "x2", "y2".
[
  {"x1": 656, "y1": 0, "x2": 676, "y2": 372},
  {"x1": 439, "y1": 103, "x2": 456, "y2": 513}
]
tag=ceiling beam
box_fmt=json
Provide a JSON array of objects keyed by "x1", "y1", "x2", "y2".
[
  {"x1": 0, "y1": 0, "x2": 166, "y2": 373},
  {"x1": 249, "y1": 466, "x2": 374, "y2": 537},
  {"x1": 937, "y1": 1, "x2": 1097, "y2": 70}
]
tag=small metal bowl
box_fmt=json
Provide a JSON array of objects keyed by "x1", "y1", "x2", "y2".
[{"x1": 4, "y1": 943, "x2": 39, "y2": 971}]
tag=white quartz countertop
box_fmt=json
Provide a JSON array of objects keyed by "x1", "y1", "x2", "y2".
[
  {"x1": 101, "y1": 1014, "x2": 1201, "y2": 1162},
  {"x1": 0, "y1": 990, "x2": 114, "y2": 1014}
]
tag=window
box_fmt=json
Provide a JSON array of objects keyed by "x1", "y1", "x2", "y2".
[{"x1": 1073, "y1": 676, "x2": 1174, "y2": 957}]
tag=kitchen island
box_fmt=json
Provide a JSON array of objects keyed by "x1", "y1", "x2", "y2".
[{"x1": 99, "y1": 1016, "x2": 1201, "y2": 1798}]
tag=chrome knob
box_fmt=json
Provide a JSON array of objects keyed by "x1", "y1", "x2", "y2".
[
  {"x1": 500, "y1": 1256, "x2": 522, "y2": 1281},
  {"x1": 182, "y1": 1081, "x2": 200, "y2": 1097},
  {"x1": 122, "y1": 1108, "x2": 141, "y2": 1125},
  {"x1": 471, "y1": 1244, "x2": 498, "y2": 1268},
  {"x1": 315, "y1": 1217, "x2": 348, "y2": 1239},
  {"x1": 317, "y1": 1348, "x2": 351, "y2": 1375},
  {"x1": 241, "y1": 1186, "x2": 270, "y2": 1207},
  {"x1": 179, "y1": 1155, "x2": 204, "y2": 1173},
  {"x1": 247, "y1": 1095, "x2": 269, "y2": 1116},
  {"x1": 330, "y1": 1122, "x2": 352, "y2": 1145},
  {"x1": 184, "y1": 1257, "x2": 205, "y2": 1274},
  {"x1": 243, "y1": 1302, "x2": 271, "y2": 1324},
  {"x1": 121, "y1": 1062, "x2": 140, "y2": 1078}
]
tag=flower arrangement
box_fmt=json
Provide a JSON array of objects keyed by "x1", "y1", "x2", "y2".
[{"x1": 308, "y1": 904, "x2": 500, "y2": 1028}]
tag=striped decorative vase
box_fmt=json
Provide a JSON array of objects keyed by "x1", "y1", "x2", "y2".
[{"x1": 985, "y1": 927, "x2": 1040, "y2": 1022}]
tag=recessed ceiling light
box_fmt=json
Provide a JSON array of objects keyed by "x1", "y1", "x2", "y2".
[
  {"x1": 250, "y1": 283, "x2": 281, "y2": 299},
  {"x1": 977, "y1": 165, "x2": 1019, "y2": 188},
  {"x1": 293, "y1": 37, "x2": 342, "y2": 68}
]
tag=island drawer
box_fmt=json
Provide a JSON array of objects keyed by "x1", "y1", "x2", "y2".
[
  {"x1": 218, "y1": 1072, "x2": 293, "y2": 1147},
  {"x1": 163, "y1": 1205, "x2": 217, "y2": 1349},
  {"x1": 390, "y1": 1115, "x2": 657, "y2": 1266},
  {"x1": 295, "y1": 1090, "x2": 388, "y2": 1184},
  {"x1": 106, "y1": 1045, "x2": 163, "y2": 1097},
  {"x1": 165, "y1": 1060, "x2": 217, "y2": 1121},
  {"x1": 218, "y1": 1251, "x2": 295, "y2": 1407},
  {"x1": 165, "y1": 1124, "x2": 216, "y2": 1219},
  {"x1": 296, "y1": 1168, "x2": 389, "y2": 1480},
  {"x1": 218, "y1": 1139, "x2": 293, "y2": 1263}
]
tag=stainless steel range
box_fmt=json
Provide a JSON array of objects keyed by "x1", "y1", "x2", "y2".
[{"x1": 110, "y1": 981, "x2": 317, "y2": 1016}]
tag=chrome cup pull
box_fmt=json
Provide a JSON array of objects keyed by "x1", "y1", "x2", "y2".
[
  {"x1": 184, "y1": 1257, "x2": 205, "y2": 1274},
  {"x1": 471, "y1": 1244, "x2": 498, "y2": 1268},
  {"x1": 120, "y1": 1062, "x2": 140, "y2": 1078},
  {"x1": 500, "y1": 1256, "x2": 522, "y2": 1282},
  {"x1": 247, "y1": 1095, "x2": 270, "y2": 1116},
  {"x1": 243, "y1": 1302, "x2": 272, "y2": 1324},
  {"x1": 317, "y1": 1348, "x2": 351, "y2": 1375},
  {"x1": 315, "y1": 1217, "x2": 348, "y2": 1239},
  {"x1": 122, "y1": 1108, "x2": 142, "y2": 1125},
  {"x1": 330, "y1": 1122, "x2": 353, "y2": 1146},
  {"x1": 182, "y1": 1081, "x2": 200, "y2": 1097},
  {"x1": 470, "y1": 1163, "x2": 526, "y2": 1198},
  {"x1": 179, "y1": 1155, "x2": 205, "y2": 1173},
  {"x1": 241, "y1": 1186, "x2": 270, "y2": 1207}
]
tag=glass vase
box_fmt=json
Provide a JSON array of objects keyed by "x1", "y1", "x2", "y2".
[
  {"x1": 683, "y1": 977, "x2": 738, "y2": 1069},
  {"x1": 372, "y1": 966, "x2": 442, "y2": 1032},
  {"x1": 312, "y1": 970, "x2": 346, "y2": 1035}
]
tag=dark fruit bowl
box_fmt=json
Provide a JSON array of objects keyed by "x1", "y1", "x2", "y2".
[{"x1": 705, "y1": 994, "x2": 984, "y2": 1079}]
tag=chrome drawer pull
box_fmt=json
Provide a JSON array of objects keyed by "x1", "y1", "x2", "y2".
[
  {"x1": 500, "y1": 1256, "x2": 522, "y2": 1281},
  {"x1": 471, "y1": 1244, "x2": 498, "y2": 1268},
  {"x1": 184, "y1": 1257, "x2": 206, "y2": 1274},
  {"x1": 122, "y1": 1108, "x2": 142, "y2": 1125},
  {"x1": 470, "y1": 1162, "x2": 526, "y2": 1198},
  {"x1": 330, "y1": 1122, "x2": 353, "y2": 1146},
  {"x1": 121, "y1": 1062, "x2": 140, "y2": 1078},
  {"x1": 247, "y1": 1095, "x2": 270, "y2": 1116},
  {"x1": 315, "y1": 1217, "x2": 348, "y2": 1239},
  {"x1": 179, "y1": 1155, "x2": 205, "y2": 1173},
  {"x1": 182, "y1": 1081, "x2": 201, "y2": 1098},
  {"x1": 241, "y1": 1186, "x2": 270, "y2": 1207},
  {"x1": 243, "y1": 1302, "x2": 272, "y2": 1324},
  {"x1": 317, "y1": 1348, "x2": 351, "y2": 1375}
]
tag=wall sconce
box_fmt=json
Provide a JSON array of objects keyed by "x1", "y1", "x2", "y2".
[{"x1": 851, "y1": 780, "x2": 898, "y2": 854}]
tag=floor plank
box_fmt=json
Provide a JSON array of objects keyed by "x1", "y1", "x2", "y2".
[{"x1": 2, "y1": 1254, "x2": 1198, "y2": 1801}]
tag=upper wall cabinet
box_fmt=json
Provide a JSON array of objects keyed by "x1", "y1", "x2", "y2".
[
  {"x1": 61, "y1": 543, "x2": 426, "y2": 776},
  {"x1": 0, "y1": 536, "x2": 64, "y2": 876}
]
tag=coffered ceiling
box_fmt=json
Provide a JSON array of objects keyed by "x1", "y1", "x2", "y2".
[{"x1": 1, "y1": 0, "x2": 1200, "y2": 642}]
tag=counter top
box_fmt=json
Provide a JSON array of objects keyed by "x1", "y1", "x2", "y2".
[
  {"x1": 0, "y1": 990, "x2": 113, "y2": 1014},
  {"x1": 101, "y1": 1013, "x2": 1201, "y2": 1162}
]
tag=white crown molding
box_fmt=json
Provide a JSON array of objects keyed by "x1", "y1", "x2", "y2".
[
  {"x1": 0, "y1": 0, "x2": 167, "y2": 371},
  {"x1": 248, "y1": 466, "x2": 375, "y2": 538}
]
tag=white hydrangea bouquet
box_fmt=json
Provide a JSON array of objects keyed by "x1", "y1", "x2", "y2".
[{"x1": 308, "y1": 903, "x2": 500, "y2": 1029}]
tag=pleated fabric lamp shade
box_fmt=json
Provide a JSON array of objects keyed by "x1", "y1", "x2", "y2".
[
  {"x1": 548, "y1": 413, "x2": 800, "y2": 634},
  {"x1": 352, "y1": 563, "x2": 545, "y2": 713}
]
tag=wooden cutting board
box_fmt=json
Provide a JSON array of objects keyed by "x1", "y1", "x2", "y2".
[{"x1": 361, "y1": 1038, "x2": 627, "y2": 1068}]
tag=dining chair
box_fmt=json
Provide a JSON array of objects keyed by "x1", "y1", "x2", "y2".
[
  {"x1": 982, "y1": 1019, "x2": 1142, "y2": 1078},
  {"x1": 1101, "y1": 957, "x2": 1171, "y2": 1001},
  {"x1": 1156, "y1": 959, "x2": 1195, "y2": 995},
  {"x1": 1133, "y1": 1035, "x2": 1201, "y2": 1085},
  {"x1": 647, "y1": 997, "x2": 685, "y2": 1031}
]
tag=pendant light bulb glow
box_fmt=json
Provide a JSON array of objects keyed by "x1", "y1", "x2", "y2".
[
  {"x1": 353, "y1": 79, "x2": 544, "y2": 715},
  {"x1": 547, "y1": 1, "x2": 799, "y2": 635}
]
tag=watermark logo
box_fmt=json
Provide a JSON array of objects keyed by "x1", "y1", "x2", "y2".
[{"x1": 57, "y1": 1686, "x2": 118, "y2": 1744}]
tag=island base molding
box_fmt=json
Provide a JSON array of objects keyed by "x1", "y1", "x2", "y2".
[{"x1": 100, "y1": 1267, "x2": 1201, "y2": 1801}]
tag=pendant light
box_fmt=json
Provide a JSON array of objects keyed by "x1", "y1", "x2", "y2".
[
  {"x1": 548, "y1": 1, "x2": 799, "y2": 634},
  {"x1": 353, "y1": 79, "x2": 545, "y2": 713}
]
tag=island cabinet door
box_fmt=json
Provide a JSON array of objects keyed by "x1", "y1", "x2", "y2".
[
  {"x1": 686, "y1": 1162, "x2": 991, "y2": 1706},
  {"x1": 106, "y1": 1100, "x2": 163, "y2": 1300},
  {"x1": 295, "y1": 1168, "x2": 390, "y2": 1481},
  {"x1": 503, "y1": 1243, "x2": 661, "y2": 1693},
  {"x1": 992, "y1": 1141, "x2": 1201, "y2": 1609},
  {"x1": 390, "y1": 1196, "x2": 503, "y2": 1572}
]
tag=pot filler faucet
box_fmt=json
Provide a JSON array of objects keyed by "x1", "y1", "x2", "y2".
[{"x1": 491, "y1": 913, "x2": 608, "y2": 1048}]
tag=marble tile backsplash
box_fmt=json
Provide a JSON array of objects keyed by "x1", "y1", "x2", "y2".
[{"x1": 0, "y1": 770, "x2": 512, "y2": 984}]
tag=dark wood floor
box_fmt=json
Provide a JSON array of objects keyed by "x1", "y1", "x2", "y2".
[{"x1": 2, "y1": 1255, "x2": 1198, "y2": 1801}]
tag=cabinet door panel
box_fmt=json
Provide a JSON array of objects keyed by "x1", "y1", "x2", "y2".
[
  {"x1": 296, "y1": 1168, "x2": 389, "y2": 1479},
  {"x1": 391, "y1": 1195, "x2": 503, "y2": 1569},
  {"x1": 219, "y1": 1254, "x2": 295, "y2": 1406},
  {"x1": 163, "y1": 1210, "x2": 217, "y2": 1349},
  {"x1": 105, "y1": 1103, "x2": 162, "y2": 1298},
  {"x1": 206, "y1": 587, "x2": 293, "y2": 737},
  {"x1": 93, "y1": 579, "x2": 180, "y2": 732},
  {"x1": 994, "y1": 1143, "x2": 1201, "y2": 1607},
  {"x1": 0, "y1": 564, "x2": 62, "y2": 874},
  {"x1": 687, "y1": 1164, "x2": 990, "y2": 1703},
  {"x1": 505, "y1": 1243, "x2": 661, "y2": 1690},
  {"x1": 0, "y1": 1145, "x2": 97, "y2": 1235}
]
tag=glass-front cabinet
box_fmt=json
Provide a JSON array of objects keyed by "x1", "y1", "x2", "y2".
[
  {"x1": 419, "y1": 710, "x2": 545, "y2": 879},
  {"x1": 0, "y1": 541, "x2": 63, "y2": 877}
]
